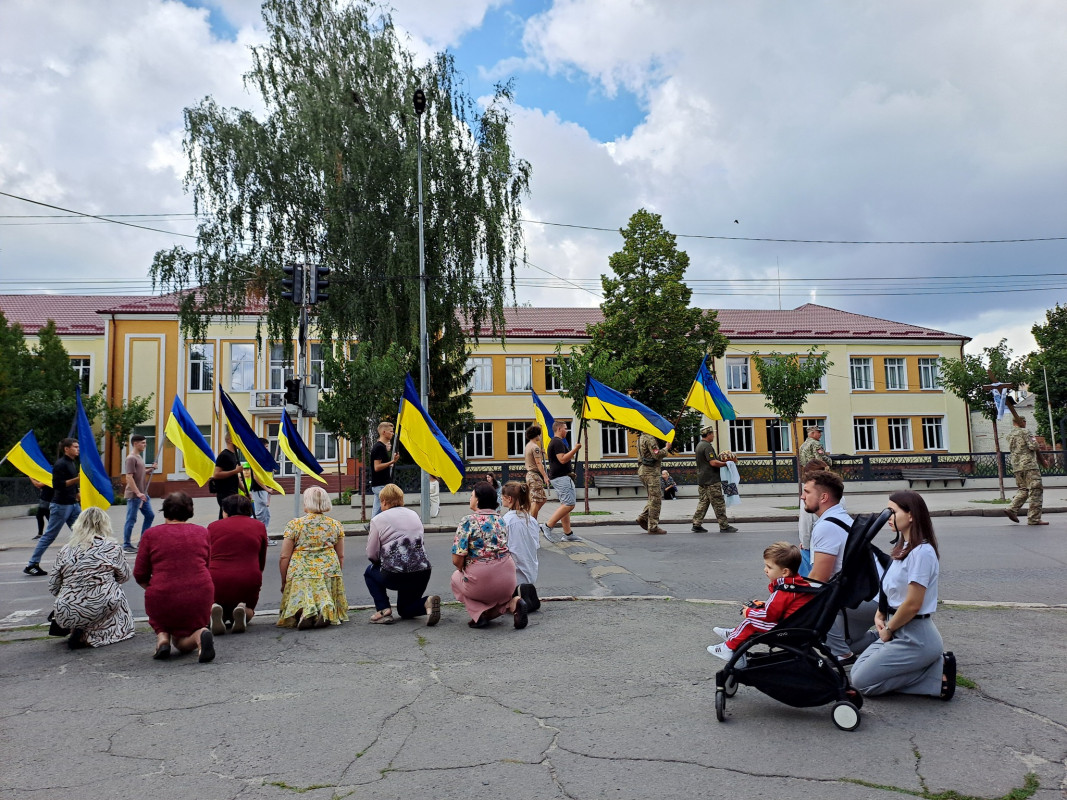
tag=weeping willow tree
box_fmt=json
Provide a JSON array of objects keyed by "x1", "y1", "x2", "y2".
[{"x1": 152, "y1": 0, "x2": 530, "y2": 438}]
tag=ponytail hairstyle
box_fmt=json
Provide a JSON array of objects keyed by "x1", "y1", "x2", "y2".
[{"x1": 501, "y1": 480, "x2": 531, "y2": 517}]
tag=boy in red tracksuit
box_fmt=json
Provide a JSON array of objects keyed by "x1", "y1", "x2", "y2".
[{"x1": 707, "y1": 542, "x2": 814, "y2": 666}]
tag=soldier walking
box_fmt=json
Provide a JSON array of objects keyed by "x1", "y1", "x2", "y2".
[
  {"x1": 691, "y1": 425, "x2": 737, "y2": 533},
  {"x1": 1006, "y1": 417, "x2": 1047, "y2": 525},
  {"x1": 798, "y1": 425, "x2": 831, "y2": 469},
  {"x1": 636, "y1": 432, "x2": 667, "y2": 535}
]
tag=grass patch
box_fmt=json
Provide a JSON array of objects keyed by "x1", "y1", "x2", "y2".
[
  {"x1": 956, "y1": 674, "x2": 978, "y2": 690},
  {"x1": 266, "y1": 781, "x2": 336, "y2": 794},
  {"x1": 842, "y1": 773, "x2": 1037, "y2": 800},
  {"x1": 339, "y1": 519, "x2": 369, "y2": 525},
  {"x1": 775, "y1": 505, "x2": 800, "y2": 510},
  {"x1": 571, "y1": 511, "x2": 612, "y2": 516},
  {"x1": 969, "y1": 498, "x2": 1011, "y2": 505},
  {"x1": 416, "y1": 634, "x2": 428, "y2": 648}
]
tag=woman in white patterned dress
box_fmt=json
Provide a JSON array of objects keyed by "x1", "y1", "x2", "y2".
[{"x1": 49, "y1": 507, "x2": 135, "y2": 649}]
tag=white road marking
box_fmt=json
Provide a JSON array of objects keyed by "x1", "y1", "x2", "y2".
[{"x1": 0, "y1": 609, "x2": 42, "y2": 626}]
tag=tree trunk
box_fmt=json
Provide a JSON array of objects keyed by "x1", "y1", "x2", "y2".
[
  {"x1": 992, "y1": 419, "x2": 1006, "y2": 501},
  {"x1": 791, "y1": 417, "x2": 802, "y2": 493},
  {"x1": 583, "y1": 420, "x2": 590, "y2": 513}
]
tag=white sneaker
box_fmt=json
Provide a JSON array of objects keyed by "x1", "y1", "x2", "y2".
[
  {"x1": 707, "y1": 642, "x2": 747, "y2": 668},
  {"x1": 713, "y1": 626, "x2": 732, "y2": 639}
]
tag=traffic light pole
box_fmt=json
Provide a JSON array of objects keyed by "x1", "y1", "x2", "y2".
[
  {"x1": 293, "y1": 269, "x2": 308, "y2": 517},
  {"x1": 415, "y1": 91, "x2": 431, "y2": 524}
]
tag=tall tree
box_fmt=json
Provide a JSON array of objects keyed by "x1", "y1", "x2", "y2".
[
  {"x1": 151, "y1": 0, "x2": 530, "y2": 439},
  {"x1": 0, "y1": 311, "x2": 32, "y2": 462},
  {"x1": 941, "y1": 340, "x2": 1025, "y2": 499},
  {"x1": 1025, "y1": 304, "x2": 1067, "y2": 445},
  {"x1": 586, "y1": 209, "x2": 728, "y2": 427}
]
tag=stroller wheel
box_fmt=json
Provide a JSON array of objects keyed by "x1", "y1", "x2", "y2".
[
  {"x1": 714, "y1": 689, "x2": 726, "y2": 722},
  {"x1": 831, "y1": 701, "x2": 861, "y2": 731},
  {"x1": 723, "y1": 674, "x2": 738, "y2": 698}
]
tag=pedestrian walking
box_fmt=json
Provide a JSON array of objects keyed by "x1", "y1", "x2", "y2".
[
  {"x1": 691, "y1": 425, "x2": 737, "y2": 533},
  {"x1": 636, "y1": 432, "x2": 667, "y2": 535},
  {"x1": 541, "y1": 420, "x2": 581, "y2": 542},
  {"x1": 121, "y1": 433, "x2": 155, "y2": 552},
  {"x1": 798, "y1": 425, "x2": 831, "y2": 469},
  {"x1": 31, "y1": 477, "x2": 52, "y2": 540},
  {"x1": 25, "y1": 438, "x2": 81, "y2": 576},
  {"x1": 1005, "y1": 417, "x2": 1047, "y2": 525},
  {"x1": 523, "y1": 424, "x2": 550, "y2": 521}
]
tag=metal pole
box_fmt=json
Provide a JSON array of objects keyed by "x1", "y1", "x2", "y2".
[
  {"x1": 416, "y1": 96, "x2": 430, "y2": 523},
  {"x1": 1043, "y1": 364, "x2": 1057, "y2": 452},
  {"x1": 293, "y1": 267, "x2": 307, "y2": 516}
]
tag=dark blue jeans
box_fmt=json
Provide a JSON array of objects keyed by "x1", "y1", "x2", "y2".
[
  {"x1": 123, "y1": 496, "x2": 155, "y2": 546},
  {"x1": 363, "y1": 563, "x2": 431, "y2": 618},
  {"x1": 30, "y1": 503, "x2": 80, "y2": 565}
]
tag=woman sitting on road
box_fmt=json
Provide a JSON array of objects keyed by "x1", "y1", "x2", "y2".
[
  {"x1": 850, "y1": 490, "x2": 955, "y2": 700},
  {"x1": 134, "y1": 492, "x2": 216, "y2": 662},
  {"x1": 501, "y1": 481, "x2": 541, "y2": 613},
  {"x1": 207, "y1": 494, "x2": 269, "y2": 635},
  {"x1": 451, "y1": 482, "x2": 527, "y2": 629},
  {"x1": 48, "y1": 507, "x2": 135, "y2": 650},
  {"x1": 277, "y1": 486, "x2": 348, "y2": 629}
]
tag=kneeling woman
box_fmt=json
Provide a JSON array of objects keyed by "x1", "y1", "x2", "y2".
[
  {"x1": 208, "y1": 494, "x2": 269, "y2": 634},
  {"x1": 851, "y1": 490, "x2": 955, "y2": 700},
  {"x1": 451, "y1": 482, "x2": 527, "y2": 629}
]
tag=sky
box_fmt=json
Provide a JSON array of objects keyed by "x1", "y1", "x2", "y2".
[{"x1": 1, "y1": 0, "x2": 1065, "y2": 359}]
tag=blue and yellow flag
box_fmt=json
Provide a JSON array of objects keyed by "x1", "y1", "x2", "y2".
[
  {"x1": 397, "y1": 374, "x2": 465, "y2": 494},
  {"x1": 531, "y1": 390, "x2": 556, "y2": 451},
  {"x1": 75, "y1": 387, "x2": 114, "y2": 509},
  {"x1": 3, "y1": 431, "x2": 53, "y2": 486},
  {"x1": 684, "y1": 358, "x2": 736, "y2": 421},
  {"x1": 164, "y1": 395, "x2": 216, "y2": 486},
  {"x1": 219, "y1": 391, "x2": 285, "y2": 494},
  {"x1": 582, "y1": 375, "x2": 675, "y2": 446},
  {"x1": 279, "y1": 410, "x2": 325, "y2": 483}
]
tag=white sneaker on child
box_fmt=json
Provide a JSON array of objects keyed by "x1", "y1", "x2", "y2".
[
  {"x1": 713, "y1": 626, "x2": 732, "y2": 639},
  {"x1": 707, "y1": 642, "x2": 747, "y2": 668}
]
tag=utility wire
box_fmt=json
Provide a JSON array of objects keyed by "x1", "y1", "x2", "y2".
[{"x1": 0, "y1": 191, "x2": 199, "y2": 239}]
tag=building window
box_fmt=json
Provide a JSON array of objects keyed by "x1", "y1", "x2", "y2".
[
  {"x1": 853, "y1": 417, "x2": 877, "y2": 451},
  {"x1": 726, "y1": 357, "x2": 750, "y2": 391},
  {"x1": 465, "y1": 423, "x2": 494, "y2": 458},
  {"x1": 728, "y1": 420, "x2": 755, "y2": 453},
  {"x1": 132, "y1": 425, "x2": 157, "y2": 464},
  {"x1": 850, "y1": 358, "x2": 873, "y2": 391},
  {"x1": 600, "y1": 422, "x2": 629, "y2": 456},
  {"x1": 506, "y1": 422, "x2": 527, "y2": 458},
  {"x1": 922, "y1": 417, "x2": 945, "y2": 450},
  {"x1": 674, "y1": 431, "x2": 698, "y2": 454},
  {"x1": 314, "y1": 429, "x2": 338, "y2": 461},
  {"x1": 308, "y1": 343, "x2": 331, "y2": 389},
  {"x1": 887, "y1": 418, "x2": 912, "y2": 451},
  {"x1": 800, "y1": 356, "x2": 828, "y2": 391},
  {"x1": 919, "y1": 358, "x2": 941, "y2": 390},
  {"x1": 266, "y1": 421, "x2": 295, "y2": 475},
  {"x1": 765, "y1": 419, "x2": 792, "y2": 452},
  {"x1": 188, "y1": 343, "x2": 214, "y2": 392},
  {"x1": 229, "y1": 343, "x2": 255, "y2": 392},
  {"x1": 544, "y1": 357, "x2": 562, "y2": 392},
  {"x1": 270, "y1": 344, "x2": 294, "y2": 390},
  {"x1": 70, "y1": 358, "x2": 91, "y2": 394},
  {"x1": 505, "y1": 357, "x2": 532, "y2": 392},
  {"x1": 467, "y1": 357, "x2": 493, "y2": 393},
  {"x1": 884, "y1": 358, "x2": 907, "y2": 391}
]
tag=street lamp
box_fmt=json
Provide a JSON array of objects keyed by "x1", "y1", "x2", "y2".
[{"x1": 414, "y1": 87, "x2": 430, "y2": 522}]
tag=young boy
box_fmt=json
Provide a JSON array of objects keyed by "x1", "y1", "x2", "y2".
[{"x1": 707, "y1": 542, "x2": 815, "y2": 668}]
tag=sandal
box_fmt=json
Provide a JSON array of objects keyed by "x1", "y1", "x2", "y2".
[
  {"x1": 940, "y1": 651, "x2": 956, "y2": 701},
  {"x1": 369, "y1": 610, "x2": 394, "y2": 625}
]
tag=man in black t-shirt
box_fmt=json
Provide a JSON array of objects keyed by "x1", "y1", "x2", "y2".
[
  {"x1": 370, "y1": 421, "x2": 400, "y2": 518},
  {"x1": 25, "y1": 438, "x2": 82, "y2": 576},
  {"x1": 541, "y1": 420, "x2": 581, "y2": 543},
  {"x1": 212, "y1": 431, "x2": 244, "y2": 519}
]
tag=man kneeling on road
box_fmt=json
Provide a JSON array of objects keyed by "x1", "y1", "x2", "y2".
[{"x1": 692, "y1": 425, "x2": 737, "y2": 533}]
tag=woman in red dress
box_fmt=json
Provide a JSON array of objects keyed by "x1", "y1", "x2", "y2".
[
  {"x1": 207, "y1": 494, "x2": 268, "y2": 634},
  {"x1": 134, "y1": 492, "x2": 216, "y2": 662}
]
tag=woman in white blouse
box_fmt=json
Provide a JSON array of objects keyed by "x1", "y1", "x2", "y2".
[{"x1": 851, "y1": 491, "x2": 955, "y2": 700}]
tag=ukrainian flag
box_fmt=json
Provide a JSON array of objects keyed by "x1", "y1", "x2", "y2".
[
  {"x1": 684, "y1": 358, "x2": 736, "y2": 421},
  {"x1": 397, "y1": 374, "x2": 465, "y2": 494},
  {"x1": 164, "y1": 395, "x2": 216, "y2": 486},
  {"x1": 74, "y1": 387, "x2": 114, "y2": 509},
  {"x1": 3, "y1": 431, "x2": 53, "y2": 486},
  {"x1": 219, "y1": 391, "x2": 285, "y2": 494},
  {"x1": 531, "y1": 390, "x2": 556, "y2": 451},
  {"x1": 278, "y1": 410, "x2": 325, "y2": 483},
  {"x1": 582, "y1": 375, "x2": 675, "y2": 446}
]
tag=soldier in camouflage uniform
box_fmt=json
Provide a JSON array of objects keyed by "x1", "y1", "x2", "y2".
[
  {"x1": 692, "y1": 426, "x2": 737, "y2": 533},
  {"x1": 635, "y1": 432, "x2": 667, "y2": 535},
  {"x1": 1006, "y1": 417, "x2": 1047, "y2": 525},
  {"x1": 798, "y1": 426, "x2": 831, "y2": 469}
]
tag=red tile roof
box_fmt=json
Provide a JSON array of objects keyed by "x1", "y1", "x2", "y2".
[{"x1": 0, "y1": 295, "x2": 130, "y2": 335}]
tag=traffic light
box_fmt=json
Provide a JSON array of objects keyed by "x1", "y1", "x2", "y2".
[
  {"x1": 284, "y1": 378, "x2": 301, "y2": 406},
  {"x1": 309, "y1": 266, "x2": 330, "y2": 305},
  {"x1": 281, "y1": 264, "x2": 304, "y2": 305}
]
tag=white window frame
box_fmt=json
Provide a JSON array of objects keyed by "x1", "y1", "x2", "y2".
[
  {"x1": 887, "y1": 417, "x2": 912, "y2": 451},
  {"x1": 506, "y1": 422, "x2": 527, "y2": 459},
  {"x1": 853, "y1": 417, "x2": 877, "y2": 451},
  {"x1": 544, "y1": 356, "x2": 562, "y2": 392},
  {"x1": 188, "y1": 343, "x2": 215, "y2": 393},
  {"x1": 600, "y1": 422, "x2": 629, "y2": 456},
  {"x1": 919, "y1": 358, "x2": 941, "y2": 390},
  {"x1": 229, "y1": 343, "x2": 255, "y2": 392},
  {"x1": 728, "y1": 419, "x2": 755, "y2": 453},
  {"x1": 726, "y1": 357, "x2": 750, "y2": 391},
  {"x1": 314, "y1": 429, "x2": 338, "y2": 461},
  {"x1": 465, "y1": 422, "x2": 494, "y2": 459},
  {"x1": 922, "y1": 417, "x2": 946, "y2": 450},
  {"x1": 884, "y1": 358, "x2": 907, "y2": 391},
  {"x1": 673, "y1": 431, "x2": 698, "y2": 454},
  {"x1": 70, "y1": 357, "x2": 91, "y2": 394},
  {"x1": 308, "y1": 343, "x2": 331, "y2": 389},
  {"x1": 505, "y1": 357, "x2": 532, "y2": 392},
  {"x1": 765, "y1": 419, "x2": 793, "y2": 452},
  {"x1": 850, "y1": 357, "x2": 874, "y2": 391},
  {"x1": 467, "y1": 357, "x2": 493, "y2": 393},
  {"x1": 270, "y1": 344, "x2": 294, "y2": 391},
  {"x1": 800, "y1": 357, "x2": 828, "y2": 391},
  {"x1": 131, "y1": 425, "x2": 158, "y2": 465}
]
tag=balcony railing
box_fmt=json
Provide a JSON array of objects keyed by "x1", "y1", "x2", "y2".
[{"x1": 249, "y1": 389, "x2": 287, "y2": 412}]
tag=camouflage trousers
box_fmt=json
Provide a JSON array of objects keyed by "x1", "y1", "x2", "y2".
[
  {"x1": 636, "y1": 467, "x2": 662, "y2": 530},
  {"x1": 1009, "y1": 469, "x2": 1044, "y2": 524},
  {"x1": 693, "y1": 482, "x2": 729, "y2": 529}
]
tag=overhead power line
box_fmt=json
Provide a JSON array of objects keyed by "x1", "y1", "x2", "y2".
[{"x1": 0, "y1": 191, "x2": 198, "y2": 239}]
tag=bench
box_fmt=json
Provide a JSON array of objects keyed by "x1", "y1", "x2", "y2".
[
  {"x1": 592, "y1": 474, "x2": 645, "y2": 496},
  {"x1": 900, "y1": 468, "x2": 966, "y2": 488}
]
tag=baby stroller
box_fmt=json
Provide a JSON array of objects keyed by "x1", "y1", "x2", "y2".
[{"x1": 712, "y1": 509, "x2": 891, "y2": 731}]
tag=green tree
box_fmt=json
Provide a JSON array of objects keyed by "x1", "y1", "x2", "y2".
[
  {"x1": 0, "y1": 311, "x2": 33, "y2": 465},
  {"x1": 941, "y1": 340, "x2": 1025, "y2": 499},
  {"x1": 1025, "y1": 304, "x2": 1067, "y2": 445},
  {"x1": 151, "y1": 0, "x2": 529, "y2": 441},
  {"x1": 103, "y1": 395, "x2": 155, "y2": 455},
  {"x1": 749, "y1": 347, "x2": 833, "y2": 484},
  {"x1": 586, "y1": 209, "x2": 729, "y2": 426}
]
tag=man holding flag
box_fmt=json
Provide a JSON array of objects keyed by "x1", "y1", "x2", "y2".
[
  {"x1": 636, "y1": 432, "x2": 668, "y2": 535},
  {"x1": 24, "y1": 438, "x2": 81, "y2": 576}
]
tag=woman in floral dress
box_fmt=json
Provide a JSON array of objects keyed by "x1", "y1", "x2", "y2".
[
  {"x1": 277, "y1": 486, "x2": 348, "y2": 629},
  {"x1": 451, "y1": 482, "x2": 527, "y2": 629}
]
